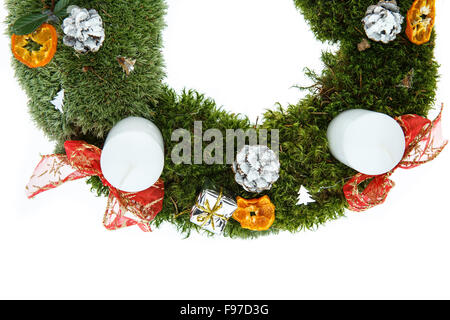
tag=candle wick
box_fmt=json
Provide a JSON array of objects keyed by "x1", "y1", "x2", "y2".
[
  {"x1": 119, "y1": 164, "x2": 134, "y2": 187},
  {"x1": 379, "y1": 144, "x2": 394, "y2": 161}
]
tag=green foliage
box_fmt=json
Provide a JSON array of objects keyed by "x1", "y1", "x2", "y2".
[
  {"x1": 11, "y1": 0, "x2": 72, "y2": 35},
  {"x1": 86, "y1": 176, "x2": 109, "y2": 197},
  {"x1": 6, "y1": 0, "x2": 439, "y2": 238},
  {"x1": 12, "y1": 13, "x2": 48, "y2": 35},
  {"x1": 54, "y1": 0, "x2": 71, "y2": 17}
]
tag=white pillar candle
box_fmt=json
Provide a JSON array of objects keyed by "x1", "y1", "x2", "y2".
[
  {"x1": 327, "y1": 109, "x2": 405, "y2": 175},
  {"x1": 100, "y1": 117, "x2": 164, "y2": 192}
]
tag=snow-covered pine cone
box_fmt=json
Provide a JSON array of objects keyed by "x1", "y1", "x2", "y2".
[
  {"x1": 62, "y1": 6, "x2": 105, "y2": 53},
  {"x1": 362, "y1": 1, "x2": 404, "y2": 44},
  {"x1": 233, "y1": 145, "x2": 280, "y2": 193}
]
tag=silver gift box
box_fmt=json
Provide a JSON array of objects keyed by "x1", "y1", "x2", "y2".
[{"x1": 190, "y1": 189, "x2": 238, "y2": 235}]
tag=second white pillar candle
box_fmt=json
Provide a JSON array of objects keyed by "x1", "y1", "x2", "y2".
[
  {"x1": 327, "y1": 109, "x2": 406, "y2": 175},
  {"x1": 100, "y1": 117, "x2": 165, "y2": 193}
]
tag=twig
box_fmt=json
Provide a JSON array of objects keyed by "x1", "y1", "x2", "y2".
[
  {"x1": 82, "y1": 66, "x2": 106, "y2": 82},
  {"x1": 101, "y1": 9, "x2": 113, "y2": 18},
  {"x1": 170, "y1": 197, "x2": 179, "y2": 215},
  {"x1": 354, "y1": 26, "x2": 364, "y2": 37},
  {"x1": 171, "y1": 197, "x2": 190, "y2": 219}
]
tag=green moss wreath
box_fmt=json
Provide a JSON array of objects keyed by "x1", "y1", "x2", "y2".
[{"x1": 6, "y1": 0, "x2": 439, "y2": 238}]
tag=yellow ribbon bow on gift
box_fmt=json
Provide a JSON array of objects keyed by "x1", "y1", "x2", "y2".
[{"x1": 195, "y1": 189, "x2": 229, "y2": 230}]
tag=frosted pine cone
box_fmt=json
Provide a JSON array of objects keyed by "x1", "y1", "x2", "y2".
[
  {"x1": 233, "y1": 145, "x2": 280, "y2": 193},
  {"x1": 362, "y1": 1, "x2": 404, "y2": 44},
  {"x1": 62, "y1": 6, "x2": 105, "y2": 53}
]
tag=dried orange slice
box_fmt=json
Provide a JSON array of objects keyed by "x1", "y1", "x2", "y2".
[
  {"x1": 406, "y1": 0, "x2": 436, "y2": 45},
  {"x1": 233, "y1": 195, "x2": 275, "y2": 231},
  {"x1": 11, "y1": 23, "x2": 58, "y2": 68}
]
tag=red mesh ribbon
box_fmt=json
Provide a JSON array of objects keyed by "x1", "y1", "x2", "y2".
[
  {"x1": 343, "y1": 109, "x2": 447, "y2": 212},
  {"x1": 26, "y1": 141, "x2": 164, "y2": 231}
]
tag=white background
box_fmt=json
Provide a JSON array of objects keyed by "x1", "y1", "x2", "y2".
[{"x1": 1, "y1": 0, "x2": 449, "y2": 300}]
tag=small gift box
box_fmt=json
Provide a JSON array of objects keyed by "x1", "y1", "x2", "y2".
[{"x1": 190, "y1": 189, "x2": 237, "y2": 235}]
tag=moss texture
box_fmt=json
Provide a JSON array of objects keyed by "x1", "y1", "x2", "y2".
[
  {"x1": 6, "y1": 0, "x2": 439, "y2": 238},
  {"x1": 6, "y1": 0, "x2": 167, "y2": 143}
]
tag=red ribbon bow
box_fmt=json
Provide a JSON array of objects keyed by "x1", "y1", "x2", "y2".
[
  {"x1": 26, "y1": 141, "x2": 164, "y2": 231},
  {"x1": 343, "y1": 109, "x2": 447, "y2": 212}
]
